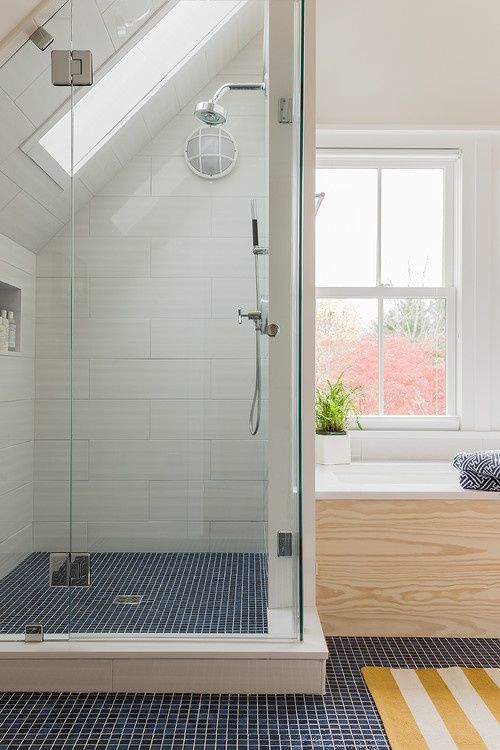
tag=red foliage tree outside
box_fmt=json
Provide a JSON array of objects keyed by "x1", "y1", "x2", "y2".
[{"x1": 316, "y1": 300, "x2": 446, "y2": 415}]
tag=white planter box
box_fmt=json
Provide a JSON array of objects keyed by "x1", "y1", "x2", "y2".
[{"x1": 315, "y1": 432, "x2": 351, "y2": 465}]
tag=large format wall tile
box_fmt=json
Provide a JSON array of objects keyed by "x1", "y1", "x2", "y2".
[
  {"x1": 90, "y1": 359, "x2": 211, "y2": 399},
  {"x1": 89, "y1": 440, "x2": 211, "y2": 481}
]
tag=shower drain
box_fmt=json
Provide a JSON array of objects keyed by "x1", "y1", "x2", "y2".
[{"x1": 113, "y1": 595, "x2": 143, "y2": 605}]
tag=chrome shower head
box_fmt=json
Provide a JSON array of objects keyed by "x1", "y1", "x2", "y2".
[
  {"x1": 194, "y1": 101, "x2": 227, "y2": 126},
  {"x1": 194, "y1": 81, "x2": 265, "y2": 126}
]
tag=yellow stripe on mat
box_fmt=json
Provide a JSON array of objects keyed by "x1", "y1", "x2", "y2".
[
  {"x1": 361, "y1": 667, "x2": 428, "y2": 750},
  {"x1": 362, "y1": 666, "x2": 500, "y2": 750}
]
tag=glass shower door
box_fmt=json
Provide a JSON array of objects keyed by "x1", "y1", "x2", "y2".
[
  {"x1": 0, "y1": 1, "x2": 75, "y2": 640},
  {"x1": 67, "y1": 0, "x2": 303, "y2": 640}
]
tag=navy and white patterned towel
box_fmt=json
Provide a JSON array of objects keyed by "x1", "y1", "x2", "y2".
[{"x1": 453, "y1": 450, "x2": 500, "y2": 491}]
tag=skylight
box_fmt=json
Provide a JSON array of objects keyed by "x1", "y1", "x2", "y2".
[{"x1": 39, "y1": 0, "x2": 245, "y2": 175}]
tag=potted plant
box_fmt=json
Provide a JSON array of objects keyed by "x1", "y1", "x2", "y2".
[{"x1": 315, "y1": 376, "x2": 362, "y2": 465}]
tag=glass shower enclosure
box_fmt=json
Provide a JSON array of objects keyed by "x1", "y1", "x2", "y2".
[{"x1": 0, "y1": 0, "x2": 303, "y2": 642}]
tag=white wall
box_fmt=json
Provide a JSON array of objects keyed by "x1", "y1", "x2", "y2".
[
  {"x1": 317, "y1": 0, "x2": 500, "y2": 128},
  {"x1": 34, "y1": 35, "x2": 269, "y2": 554},
  {"x1": 0, "y1": 234, "x2": 35, "y2": 577}
]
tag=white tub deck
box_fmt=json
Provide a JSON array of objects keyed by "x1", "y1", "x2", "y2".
[{"x1": 316, "y1": 461, "x2": 500, "y2": 499}]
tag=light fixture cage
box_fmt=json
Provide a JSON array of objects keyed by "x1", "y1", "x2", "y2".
[{"x1": 184, "y1": 126, "x2": 238, "y2": 179}]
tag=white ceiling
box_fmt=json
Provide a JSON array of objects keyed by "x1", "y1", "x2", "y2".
[{"x1": 0, "y1": 0, "x2": 263, "y2": 251}]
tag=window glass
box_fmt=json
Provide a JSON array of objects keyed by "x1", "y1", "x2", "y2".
[
  {"x1": 316, "y1": 299, "x2": 378, "y2": 414},
  {"x1": 316, "y1": 169, "x2": 378, "y2": 287},
  {"x1": 382, "y1": 298, "x2": 446, "y2": 414},
  {"x1": 381, "y1": 169, "x2": 444, "y2": 286}
]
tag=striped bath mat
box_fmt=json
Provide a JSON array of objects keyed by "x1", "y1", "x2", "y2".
[{"x1": 362, "y1": 666, "x2": 500, "y2": 749}]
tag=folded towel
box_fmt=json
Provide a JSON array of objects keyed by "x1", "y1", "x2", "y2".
[{"x1": 453, "y1": 450, "x2": 500, "y2": 491}]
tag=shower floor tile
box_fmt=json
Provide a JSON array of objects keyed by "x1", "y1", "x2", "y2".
[
  {"x1": 0, "y1": 551, "x2": 268, "y2": 635},
  {"x1": 0, "y1": 637, "x2": 499, "y2": 748}
]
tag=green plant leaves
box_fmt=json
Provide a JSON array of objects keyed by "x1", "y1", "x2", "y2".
[{"x1": 315, "y1": 376, "x2": 362, "y2": 433}]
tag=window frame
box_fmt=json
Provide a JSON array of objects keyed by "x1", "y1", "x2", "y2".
[{"x1": 316, "y1": 148, "x2": 460, "y2": 430}]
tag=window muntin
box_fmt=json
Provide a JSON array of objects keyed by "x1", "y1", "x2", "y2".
[{"x1": 316, "y1": 151, "x2": 457, "y2": 422}]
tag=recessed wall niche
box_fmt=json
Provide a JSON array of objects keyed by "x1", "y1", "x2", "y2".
[{"x1": 0, "y1": 280, "x2": 21, "y2": 353}]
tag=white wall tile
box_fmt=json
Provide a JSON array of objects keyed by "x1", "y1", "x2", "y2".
[
  {"x1": 140, "y1": 82, "x2": 179, "y2": 138},
  {"x1": 151, "y1": 237, "x2": 255, "y2": 278},
  {"x1": 151, "y1": 156, "x2": 265, "y2": 197},
  {"x1": 0, "y1": 484, "x2": 33, "y2": 543},
  {"x1": 148, "y1": 481, "x2": 192, "y2": 521},
  {"x1": 35, "y1": 400, "x2": 69, "y2": 439},
  {"x1": 33, "y1": 521, "x2": 87, "y2": 552},
  {"x1": 34, "y1": 440, "x2": 88, "y2": 481},
  {"x1": 212, "y1": 196, "x2": 266, "y2": 238},
  {"x1": 0, "y1": 400, "x2": 34, "y2": 449},
  {"x1": 74, "y1": 400, "x2": 150, "y2": 439},
  {"x1": 140, "y1": 115, "x2": 195, "y2": 157},
  {"x1": 97, "y1": 157, "x2": 151, "y2": 197},
  {"x1": 210, "y1": 440, "x2": 267, "y2": 481},
  {"x1": 33, "y1": 481, "x2": 69, "y2": 521},
  {"x1": 89, "y1": 196, "x2": 211, "y2": 237},
  {"x1": 90, "y1": 359, "x2": 210, "y2": 399},
  {"x1": 78, "y1": 144, "x2": 123, "y2": 196},
  {"x1": 210, "y1": 521, "x2": 266, "y2": 553},
  {"x1": 0, "y1": 171, "x2": 21, "y2": 212},
  {"x1": 0, "y1": 234, "x2": 36, "y2": 275},
  {"x1": 0, "y1": 88, "x2": 33, "y2": 163},
  {"x1": 0, "y1": 442, "x2": 33, "y2": 496},
  {"x1": 172, "y1": 54, "x2": 210, "y2": 108},
  {"x1": 192, "y1": 481, "x2": 265, "y2": 522},
  {"x1": 87, "y1": 521, "x2": 208, "y2": 552},
  {"x1": 89, "y1": 440, "x2": 210, "y2": 480},
  {"x1": 0, "y1": 356, "x2": 34, "y2": 401},
  {"x1": 210, "y1": 359, "x2": 268, "y2": 399},
  {"x1": 35, "y1": 359, "x2": 89, "y2": 400},
  {"x1": 37, "y1": 237, "x2": 151, "y2": 279},
  {"x1": 89, "y1": 278, "x2": 211, "y2": 318},
  {"x1": 0, "y1": 193, "x2": 63, "y2": 252},
  {"x1": 74, "y1": 319, "x2": 150, "y2": 358},
  {"x1": 109, "y1": 113, "x2": 151, "y2": 166},
  {"x1": 151, "y1": 399, "x2": 266, "y2": 440},
  {"x1": 0, "y1": 526, "x2": 33, "y2": 579},
  {"x1": 35, "y1": 318, "x2": 71, "y2": 358},
  {"x1": 36, "y1": 278, "x2": 89, "y2": 318},
  {"x1": 151, "y1": 318, "x2": 254, "y2": 358},
  {"x1": 211, "y1": 278, "x2": 255, "y2": 318},
  {"x1": 72, "y1": 481, "x2": 149, "y2": 522}
]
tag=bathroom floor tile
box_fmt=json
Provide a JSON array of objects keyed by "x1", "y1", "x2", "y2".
[
  {"x1": 0, "y1": 637, "x2": 499, "y2": 748},
  {"x1": 0, "y1": 551, "x2": 268, "y2": 635}
]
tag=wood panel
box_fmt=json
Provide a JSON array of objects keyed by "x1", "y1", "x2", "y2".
[{"x1": 316, "y1": 499, "x2": 500, "y2": 637}]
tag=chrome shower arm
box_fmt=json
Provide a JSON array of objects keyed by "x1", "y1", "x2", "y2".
[{"x1": 212, "y1": 81, "x2": 266, "y2": 104}]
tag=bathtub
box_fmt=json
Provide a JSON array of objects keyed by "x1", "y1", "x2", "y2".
[{"x1": 316, "y1": 461, "x2": 500, "y2": 499}]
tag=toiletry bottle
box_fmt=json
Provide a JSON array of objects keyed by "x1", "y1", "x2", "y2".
[
  {"x1": 7, "y1": 311, "x2": 16, "y2": 352},
  {"x1": 0, "y1": 311, "x2": 8, "y2": 353},
  {"x1": 0, "y1": 314, "x2": 8, "y2": 353}
]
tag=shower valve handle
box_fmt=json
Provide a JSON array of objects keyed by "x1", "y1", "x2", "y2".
[{"x1": 238, "y1": 307, "x2": 262, "y2": 327}]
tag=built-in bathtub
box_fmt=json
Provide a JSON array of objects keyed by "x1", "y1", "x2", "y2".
[{"x1": 316, "y1": 461, "x2": 500, "y2": 638}]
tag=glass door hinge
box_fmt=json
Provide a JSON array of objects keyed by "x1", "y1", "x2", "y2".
[
  {"x1": 49, "y1": 552, "x2": 91, "y2": 587},
  {"x1": 52, "y1": 50, "x2": 93, "y2": 86}
]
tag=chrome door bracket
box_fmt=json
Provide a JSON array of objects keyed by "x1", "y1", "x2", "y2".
[
  {"x1": 278, "y1": 97, "x2": 293, "y2": 123},
  {"x1": 52, "y1": 50, "x2": 93, "y2": 86},
  {"x1": 49, "y1": 552, "x2": 91, "y2": 587}
]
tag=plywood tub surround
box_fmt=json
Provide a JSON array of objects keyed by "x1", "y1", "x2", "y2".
[{"x1": 316, "y1": 499, "x2": 500, "y2": 637}]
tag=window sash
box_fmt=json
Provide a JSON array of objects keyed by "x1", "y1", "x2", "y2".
[{"x1": 315, "y1": 150, "x2": 459, "y2": 423}]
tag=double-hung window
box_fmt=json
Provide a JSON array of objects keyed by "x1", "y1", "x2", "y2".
[{"x1": 316, "y1": 150, "x2": 458, "y2": 428}]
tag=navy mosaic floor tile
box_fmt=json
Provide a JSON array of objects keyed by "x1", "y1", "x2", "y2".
[
  {"x1": 0, "y1": 636, "x2": 499, "y2": 749},
  {"x1": 0, "y1": 552, "x2": 268, "y2": 635}
]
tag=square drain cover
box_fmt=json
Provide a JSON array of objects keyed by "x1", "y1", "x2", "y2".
[{"x1": 114, "y1": 595, "x2": 142, "y2": 605}]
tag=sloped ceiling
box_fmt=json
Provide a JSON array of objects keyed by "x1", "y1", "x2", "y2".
[{"x1": 0, "y1": 0, "x2": 264, "y2": 251}]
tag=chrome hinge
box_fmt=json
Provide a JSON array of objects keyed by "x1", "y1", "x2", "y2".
[
  {"x1": 278, "y1": 97, "x2": 293, "y2": 123},
  {"x1": 49, "y1": 552, "x2": 91, "y2": 587},
  {"x1": 52, "y1": 50, "x2": 93, "y2": 86},
  {"x1": 277, "y1": 532, "x2": 293, "y2": 557}
]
